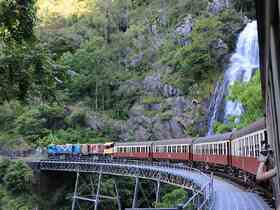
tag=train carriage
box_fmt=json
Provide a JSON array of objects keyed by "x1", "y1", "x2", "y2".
[
  {"x1": 193, "y1": 133, "x2": 231, "y2": 166},
  {"x1": 113, "y1": 142, "x2": 152, "y2": 159},
  {"x1": 231, "y1": 118, "x2": 265, "y2": 175},
  {"x1": 88, "y1": 144, "x2": 105, "y2": 155},
  {"x1": 152, "y1": 138, "x2": 193, "y2": 161},
  {"x1": 80, "y1": 144, "x2": 88, "y2": 155}
]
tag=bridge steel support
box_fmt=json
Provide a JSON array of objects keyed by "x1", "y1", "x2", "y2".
[
  {"x1": 155, "y1": 179, "x2": 160, "y2": 205},
  {"x1": 70, "y1": 170, "x2": 122, "y2": 210},
  {"x1": 114, "y1": 180, "x2": 122, "y2": 210},
  {"x1": 71, "y1": 172, "x2": 80, "y2": 210},
  {"x1": 94, "y1": 171, "x2": 102, "y2": 210},
  {"x1": 132, "y1": 177, "x2": 140, "y2": 208},
  {"x1": 28, "y1": 160, "x2": 214, "y2": 209}
]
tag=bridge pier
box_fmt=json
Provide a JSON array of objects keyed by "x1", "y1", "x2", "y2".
[
  {"x1": 71, "y1": 172, "x2": 80, "y2": 210},
  {"x1": 155, "y1": 179, "x2": 160, "y2": 205},
  {"x1": 94, "y1": 171, "x2": 102, "y2": 210},
  {"x1": 70, "y1": 171, "x2": 122, "y2": 210},
  {"x1": 132, "y1": 177, "x2": 140, "y2": 208}
]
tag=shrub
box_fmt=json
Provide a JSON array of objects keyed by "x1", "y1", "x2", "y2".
[
  {"x1": 142, "y1": 96, "x2": 162, "y2": 105},
  {"x1": 3, "y1": 161, "x2": 33, "y2": 194}
]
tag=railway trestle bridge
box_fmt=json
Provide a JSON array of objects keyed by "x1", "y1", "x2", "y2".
[{"x1": 28, "y1": 159, "x2": 214, "y2": 210}]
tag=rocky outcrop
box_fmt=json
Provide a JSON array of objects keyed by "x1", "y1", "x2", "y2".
[
  {"x1": 208, "y1": 0, "x2": 232, "y2": 14},
  {"x1": 118, "y1": 93, "x2": 198, "y2": 141},
  {"x1": 85, "y1": 77, "x2": 202, "y2": 142},
  {"x1": 175, "y1": 15, "x2": 194, "y2": 46},
  {"x1": 210, "y1": 38, "x2": 228, "y2": 63},
  {"x1": 143, "y1": 74, "x2": 183, "y2": 97}
]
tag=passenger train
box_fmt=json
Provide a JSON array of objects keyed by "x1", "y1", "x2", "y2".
[{"x1": 47, "y1": 118, "x2": 267, "y2": 181}]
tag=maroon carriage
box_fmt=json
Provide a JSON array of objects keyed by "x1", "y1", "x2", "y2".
[
  {"x1": 192, "y1": 133, "x2": 231, "y2": 166},
  {"x1": 113, "y1": 141, "x2": 152, "y2": 159},
  {"x1": 88, "y1": 144, "x2": 105, "y2": 155},
  {"x1": 152, "y1": 138, "x2": 193, "y2": 161},
  {"x1": 231, "y1": 119, "x2": 265, "y2": 175}
]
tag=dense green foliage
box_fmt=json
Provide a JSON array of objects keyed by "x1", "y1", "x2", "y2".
[
  {"x1": 214, "y1": 71, "x2": 264, "y2": 133},
  {"x1": 0, "y1": 101, "x2": 113, "y2": 147},
  {"x1": 0, "y1": 158, "x2": 34, "y2": 210},
  {"x1": 0, "y1": 0, "x2": 65, "y2": 103},
  {"x1": 156, "y1": 188, "x2": 188, "y2": 208}
]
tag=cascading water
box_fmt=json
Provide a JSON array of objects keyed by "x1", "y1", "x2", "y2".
[{"x1": 207, "y1": 20, "x2": 259, "y2": 135}]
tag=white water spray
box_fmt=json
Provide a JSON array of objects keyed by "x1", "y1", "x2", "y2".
[{"x1": 208, "y1": 21, "x2": 259, "y2": 135}]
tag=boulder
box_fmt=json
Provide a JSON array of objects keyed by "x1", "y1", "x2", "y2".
[
  {"x1": 175, "y1": 15, "x2": 194, "y2": 46},
  {"x1": 208, "y1": 0, "x2": 232, "y2": 15},
  {"x1": 210, "y1": 39, "x2": 228, "y2": 61},
  {"x1": 143, "y1": 74, "x2": 183, "y2": 97},
  {"x1": 175, "y1": 15, "x2": 193, "y2": 36}
]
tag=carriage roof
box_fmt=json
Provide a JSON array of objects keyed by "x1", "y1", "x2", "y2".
[
  {"x1": 231, "y1": 118, "x2": 265, "y2": 139},
  {"x1": 152, "y1": 137, "x2": 193, "y2": 145},
  {"x1": 193, "y1": 132, "x2": 232, "y2": 144},
  {"x1": 115, "y1": 141, "x2": 152, "y2": 147}
]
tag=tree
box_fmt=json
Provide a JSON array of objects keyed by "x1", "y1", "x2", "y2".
[
  {"x1": 3, "y1": 161, "x2": 33, "y2": 194},
  {"x1": 161, "y1": 16, "x2": 223, "y2": 92},
  {"x1": 227, "y1": 70, "x2": 264, "y2": 127},
  {"x1": 214, "y1": 70, "x2": 264, "y2": 133},
  {"x1": 0, "y1": 0, "x2": 36, "y2": 44},
  {"x1": 0, "y1": 158, "x2": 11, "y2": 182},
  {"x1": 156, "y1": 188, "x2": 187, "y2": 208},
  {"x1": 0, "y1": 0, "x2": 65, "y2": 103}
]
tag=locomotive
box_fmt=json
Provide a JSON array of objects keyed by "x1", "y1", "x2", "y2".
[{"x1": 47, "y1": 118, "x2": 267, "y2": 180}]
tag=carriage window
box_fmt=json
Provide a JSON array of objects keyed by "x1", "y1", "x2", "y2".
[
  {"x1": 168, "y1": 146, "x2": 171, "y2": 152},
  {"x1": 255, "y1": 135, "x2": 260, "y2": 157},
  {"x1": 172, "y1": 146, "x2": 176, "y2": 153},
  {"x1": 250, "y1": 136, "x2": 254, "y2": 157},
  {"x1": 214, "y1": 144, "x2": 217, "y2": 155},
  {"x1": 260, "y1": 133, "x2": 263, "y2": 141},
  {"x1": 177, "y1": 145, "x2": 181, "y2": 153},
  {"x1": 218, "y1": 144, "x2": 222, "y2": 155}
]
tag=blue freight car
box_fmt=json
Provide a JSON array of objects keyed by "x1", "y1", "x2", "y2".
[
  {"x1": 56, "y1": 144, "x2": 73, "y2": 154},
  {"x1": 47, "y1": 144, "x2": 57, "y2": 154},
  {"x1": 72, "y1": 144, "x2": 81, "y2": 154}
]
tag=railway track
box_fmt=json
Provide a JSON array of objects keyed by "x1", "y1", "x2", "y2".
[{"x1": 204, "y1": 169, "x2": 274, "y2": 209}]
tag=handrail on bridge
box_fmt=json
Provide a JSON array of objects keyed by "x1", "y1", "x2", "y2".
[{"x1": 27, "y1": 158, "x2": 214, "y2": 210}]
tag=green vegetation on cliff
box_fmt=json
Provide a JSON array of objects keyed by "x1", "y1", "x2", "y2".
[
  {"x1": 214, "y1": 71, "x2": 264, "y2": 133},
  {"x1": 0, "y1": 158, "x2": 34, "y2": 210}
]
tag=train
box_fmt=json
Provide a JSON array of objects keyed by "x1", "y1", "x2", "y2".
[{"x1": 47, "y1": 118, "x2": 267, "y2": 181}]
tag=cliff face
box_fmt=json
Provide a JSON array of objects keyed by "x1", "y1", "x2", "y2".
[{"x1": 77, "y1": 0, "x2": 246, "y2": 140}]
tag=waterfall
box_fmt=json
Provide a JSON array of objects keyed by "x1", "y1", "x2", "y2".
[{"x1": 207, "y1": 20, "x2": 259, "y2": 135}]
